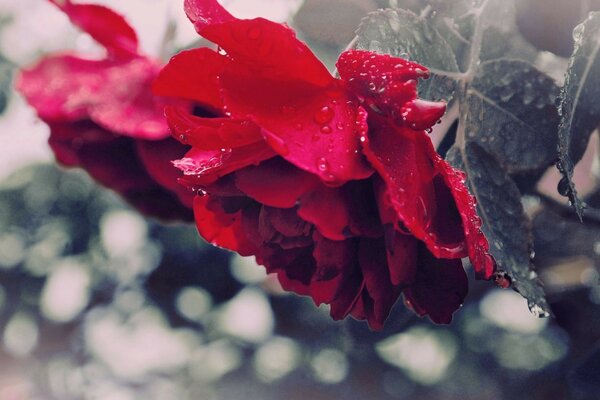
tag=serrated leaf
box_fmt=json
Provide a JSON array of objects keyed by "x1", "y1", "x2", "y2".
[
  {"x1": 356, "y1": 8, "x2": 460, "y2": 102},
  {"x1": 556, "y1": 12, "x2": 600, "y2": 219},
  {"x1": 447, "y1": 143, "x2": 550, "y2": 317},
  {"x1": 465, "y1": 59, "x2": 560, "y2": 173}
]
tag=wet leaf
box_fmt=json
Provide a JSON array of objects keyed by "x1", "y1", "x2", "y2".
[
  {"x1": 465, "y1": 59, "x2": 560, "y2": 173},
  {"x1": 556, "y1": 12, "x2": 600, "y2": 219},
  {"x1": 356, "y1": 8, "x2": 460, "y2": 102},
  {"x1": 447, "y1": 143, "x2": 550, "y2": 317}
]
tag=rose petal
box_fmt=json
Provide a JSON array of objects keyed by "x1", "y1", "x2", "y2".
[
  {"x1": 136, "y1": 139, "x2": 194, "y2": 208},
  {"x1": 18, "y1": 55, "x2": 169, "y2": 140},
  {"x1": 193, "y1": 194, "x2": 257, "y2": 255},
  {"x1": 235, "y1": 158, "x2": 320, "y2": 208},
  {"x1": 422, "y1": 141, "x2": 496, "y2": 280},
  {"x1": 173, "y1": 142, "x2": 276, "y2": 187},
  {"x1": 403, "y1": 245, "x2": 469, "y2": 324},
  {"x1": 184, "y1": 0, "x2": 235, "y2": 30},
  {"x1": 297, "y1": 180, "x2": 382, "y2": 241},
  {"x1": 357, "y1": 237, "x2": 403, "y2": 330},
  {"x1": 48, "y1": 120, "x2": 192, "y2": 221},
  {"x1": 362, "y1": 113, "x2": 469, "y2": 259},
  {"x1": 51, "y1": 0, "x2": 138, "y2": 58},
  {"x1": 153, "y1": 48, "x2": 226, "y2": 111}
]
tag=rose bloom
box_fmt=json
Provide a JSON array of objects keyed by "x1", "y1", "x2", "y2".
[
  {"x1": 154, "y1": 0, "x2": 496, "y2": 329},
  {"x1": 17, "y1": 0, "x2": 193, "y2": 221}
]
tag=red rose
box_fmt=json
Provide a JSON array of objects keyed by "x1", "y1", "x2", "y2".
[
  {"x1": 155, "y1": 0, "x2": 496, "y2": 328},
  {"x1": 16, "y1": 0, "x2": 193, "y2": 221}
]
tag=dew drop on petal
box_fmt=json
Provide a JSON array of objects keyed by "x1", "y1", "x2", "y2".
[
  {"x1": 314, "y1": 106, "x2": 334, "y2": 124},
  {"x1": 321, "y1": 125, "x2": 332, "y2": 134}
]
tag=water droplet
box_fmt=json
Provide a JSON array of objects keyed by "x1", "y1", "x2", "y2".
[
  {"x1": 314, "y1": 106, "x2": 334, "y2": 124},
  {"x1": 321, "y1": 125, "x2": 332, "y2": 134},
  {"x1": 317, "y1": 157, "x2": 329, "y2": 172},
  {"x1": 336, "y1": 122, "x2": 344, "y2": 130},
  {"x1": 493, "y1": 271, "x2": 512, "y2": 289},
  {"x1": 528, "y1": 303, "x2": 550, "y2": 318},
  {"x1": 557, "y1": 176, "x2": 570, "y2": 197}
]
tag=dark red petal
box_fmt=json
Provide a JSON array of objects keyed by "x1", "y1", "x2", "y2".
[
  {"x1": 219, "y1": 65, "x2": 372, "y2": 185},
  {"x1": 47, "y1": 120, "x2": 192, "y2": 221},
  {"x1": 51, "y1": 0, "x2": 138, "y2": 58},
  {"x1": 403, "y1": 245, "x2": 469, "y2": 324},
  {"x1": 166, "y1": 106, "x2": 263, "y2": 150},
  {"x1": 310, "y1": 233, "x2": 358, "y2": 305},
  {"x1": 235, "y1": 158, "x2": 320, "y2": 208},
  {"x1": 135, "y1": 139, "x2": 194, "y2": 208},
  {"x1": 383, "y1": 226, "x2": 418, "y2": 287},
  {"x1": 184, "y1": 0, "x2": 235, "y2": 30},
  {"x1": 297, "y1": 180, "x2": 382, "y2": 241},
  {"x1": 17, "y1": 55, "x2": 170, "y2": 140},
  {"x1": 357, "y1": 238, "x2": 403, "y2": 330},
  {"x1": 337, "y1": 50, "x2": 428, "y2": 116},
  {"x1": 173, "y1": 142, "x2": 276, "y2": 187},
  {"x1": 193, "y1": 195, "x2": 256, "y2": 256},
  {"x1": 362, "y1": 113, "x2": 469, "y2": 259},
  {"x1": 421, "y1": 140, "x2": 496, "y2": 280},
  {"x1": 153, "y1": 48, "x2": 226, "y2": 111}
]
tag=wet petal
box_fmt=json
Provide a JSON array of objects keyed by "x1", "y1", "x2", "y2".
[
  {"x1": 51, "y1": 0, "x2": 138, "y2": 58},
  {"x1": 153, "y1": 48, "x2": 226, "y2": 111},
  {"x1": 184, "y1": 0, "x2": 235, "y2": 30},
  {"x1": 165, "y1": 106, "x2": 263, "y2": 150},
  {"x1": 362, "y1": 113, "x2": 469, "y2": 259},
  {"x1": 173, "y1": 142, "x2": 276, "y2": 187},
  {"x1": 219, "y1": 66, "x2": 372, "y2": 184},
  {"x1": 337, "y1": 50, "x2": 430, "y2": 118},
  {"x1": 235, "y1": 158, "x2": 320, "y2": 208},
  {"x1": 403, "y1": 245, "x2": 468, "y2": 324}
]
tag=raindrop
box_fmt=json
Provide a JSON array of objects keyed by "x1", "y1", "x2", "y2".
[
  {"x1": 314, "y1": 106, "x2": 334, "y2": 124},
  {"x1": 320, "y1": 126, "x2": 332, "y2": 134},
  {"x1": 317, "y1": 157, "x2": 329, "y2": 172},
  {"x1": 557, "y1": 176, "x2": 570, "y2": 197}
]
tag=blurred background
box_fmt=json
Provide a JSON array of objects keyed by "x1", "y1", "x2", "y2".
[{"x1": 0, "y1": 0, "x2": 600, "y2": 399}]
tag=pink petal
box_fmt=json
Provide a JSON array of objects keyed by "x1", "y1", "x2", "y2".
[{"x1": 51, "y1": 0, "x2": 138, "y2": 58}]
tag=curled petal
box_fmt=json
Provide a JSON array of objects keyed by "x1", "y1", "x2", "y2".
[
  {"x1": 50, "y1": 0, "x2": 138, "y2": 58},
  {"x1": 362, "y1": 113, "x2": 469, "y2": 259},
  {"x1": 165, "y1": 106, "x2": 262, "y2": 150},
  {"x1": 184, "y1": 0, "x2": 235, "y2": 30},
  {"x1": 174, "y1": 142, "x2": 276, "y2": 187},
  {"x1": 403, "y1": 245, "x2": 469, "y2": 324}
]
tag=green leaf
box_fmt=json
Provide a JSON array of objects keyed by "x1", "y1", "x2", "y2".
[
  {"x1": 447, "y1": 143, "x2": 550, "y2": 317},
  {"x1": 556, "y1": 12, "x2": 600, "y2": 220},
  {"x1": 356, "y1": 8, "x2": 460, "y2": 102},
  {"x1": 465, "y1": 59, "x2": 560, "y2": 173}
]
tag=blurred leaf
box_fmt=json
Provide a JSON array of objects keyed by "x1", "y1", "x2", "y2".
[
  {"x1": 556, "y1": 12, "x2": 600, "y2": 219},
  {"x1": 356, "y1": 8, "x2": 460, "y2": 102},
  {"x1": 0, "y1": 54, "x2": 11, "y2": 114},
  {"x1": 447, "y1": 144, "x2": 550, "y2": 317},
  {"x1": 465, "y1": 59, "x2": 560, "y2": 173}
]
